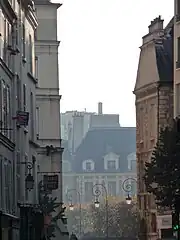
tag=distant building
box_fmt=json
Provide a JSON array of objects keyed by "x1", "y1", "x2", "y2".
[
  {"x1": 63, "y1": 126, "x2": 136, "y2": 204},
  {"x1": 61, "y1": 102, "x2": 120, "y2": 153}
]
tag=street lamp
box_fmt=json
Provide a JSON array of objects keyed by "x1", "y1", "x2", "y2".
[
  {"x1": 122, "y1": 178, "x2": 137, "y2": 204},
  {"x1": 66, "y1": 189, "x2": 82, "y2": 237},
  {"x1": 92, "y1": 184, "x2": 108, "y2": 238},
  {"x1": 94, "y1": 199, "x2": 100, "y2": 208},
  {"x1": 25, "y1": 162, "x2": 34, "y2": 191},
  {"x1": 69, "y1": 203, "x2": 74, "y2": 211}
]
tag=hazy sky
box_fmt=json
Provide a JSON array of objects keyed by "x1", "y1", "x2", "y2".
[{"x1": 55, "y1": 0, "x2": 173, "y2": 126}]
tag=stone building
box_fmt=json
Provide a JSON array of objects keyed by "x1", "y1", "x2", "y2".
[
  {"x1": 134, "y1": 16, "x2": 174, "y2": 240},
  {"x1": 63, "y1": 126, "x2": 136, "y2": 204},
  {"x1": 0, "y1": 0, "x2": 38, "y2": 239},
  {"x1": 34, "y1": 0, "x2": 68, "y2": 237},
  {"x1": 174, "y1": 0, "x2": 180, "y2": 117}
]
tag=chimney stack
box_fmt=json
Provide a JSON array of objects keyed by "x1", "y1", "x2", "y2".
[
  {"x1": 98, "y1": 102, "x2": 103, "y2": 115},
  {"x1": 148, "y1": 15, "x2": 164, "y2": 33},
  {"x1": 142, "y1": 15, "x2": 164, "y2": 45}
]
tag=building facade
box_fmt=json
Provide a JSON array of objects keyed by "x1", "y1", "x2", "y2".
[
  {"x1": 63, "y1": 126, "x2": 136, "y2": 204},
  {"x1": 174, "y1": 0, "x2": 180, "y2": 117},
  {"x1": 0, "y1": 0, "x2": 38, "y2": 239},
  {"x1": 34, "y1": 0, "x2": 68, "y2": 237},
  {"x1": 134, "y1": 17, "x2": 174, "y2": 240}
]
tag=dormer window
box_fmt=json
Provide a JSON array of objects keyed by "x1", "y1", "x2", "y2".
[
  {"x1": 86, "y1": 162, "x2": 92, "y2": 171},
  {"x1": 107, "y1": 160, "x2": 116, "y2": 170},
  {"x1": 127, "y1": 152, "x2": 136, "y2": 171},
  {"x1": 83, "y1": 160, "x2": 94, "y2": 171},
  {"x1": 104, "y1": 152, "x2": 119, "y2": 170}
]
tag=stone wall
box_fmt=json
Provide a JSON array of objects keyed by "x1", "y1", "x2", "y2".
[{"x1": 158, "y1": 84, "x2": 174, "y2": 131}]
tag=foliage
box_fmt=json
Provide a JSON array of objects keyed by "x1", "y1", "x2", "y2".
[
  {"x1": 66, "y1": 202, "x2": 139, "y2": 237},
  {"x1": 38, "y1": 181, "x2": 66, "y2": 240},
  {"x1": 91, "y1": 201, "x2": 139, "y2": 237},
  {"x1": 144, "y1": 119, "x2": 180, "y2": 208},
  {"x1": 66, "y1": 206, "x2": 92, "y2": 236}
]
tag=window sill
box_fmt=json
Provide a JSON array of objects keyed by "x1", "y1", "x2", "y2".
[
  {"x1": 27, "y1": 72, "x2": 38, "y2": 84},
  {"x1": 23, "y1": 127, "x2": 28, "y2": 134},
  {"x1": 22, "y1": 57, "x2": 27, "y2": 63},
  {"x1": 29, "y1": 139, "x2": 40, "y2": 148},
  {"x1": 0, "y1": 58, "x2": 14, "y2": 78},
  {"x1": 0, "y1": 132, "x2": 15, "y2": 151}
]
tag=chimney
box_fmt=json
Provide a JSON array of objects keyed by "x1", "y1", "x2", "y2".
[
  {"x1": 98, "y1": 102, "x2": 103, "y2": 115},
  {"x1": 148, "y1": 15, "x2": 164, "y2": 33},
  {"x1": 143, "y1": 15, "x2": 164, "y2": 45}
]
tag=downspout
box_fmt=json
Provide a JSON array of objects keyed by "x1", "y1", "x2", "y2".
[{"x1": 157, "y1": 83, "x2": 160, "y2": 140}]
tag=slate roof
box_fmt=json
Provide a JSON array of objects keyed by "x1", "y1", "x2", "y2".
[
  {"x1": 62, "y1": 140, "x2": 71, "y2": 160},
  {"x1": 155, "y1": 18, "x2": 173, "y2": 83},
  {"x1": 72, "y1": 127, "x2": 136, "y2": 173}
]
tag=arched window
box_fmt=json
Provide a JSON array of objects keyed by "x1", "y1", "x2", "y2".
[
  {"x1": 127, "y1": 152, "x2": 136, "y2": 170},
  {"x1": 82, "y1": 160, "x2": 94, "y2": 171},
  {"x1": 104, "y1": 152, "x2": 119, "y2": 170}
]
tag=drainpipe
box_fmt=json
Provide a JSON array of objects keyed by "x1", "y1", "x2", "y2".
[{"x1": 157, "y1": 83, "x2": 160, "y2": 140}]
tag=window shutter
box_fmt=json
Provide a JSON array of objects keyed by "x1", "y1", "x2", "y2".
[
  {"x1": 3, "y1": 83, "x2": 8, "y2": 133},
  {"x1": 0, "y1": 79, "x2": 2, "y2": 129}
]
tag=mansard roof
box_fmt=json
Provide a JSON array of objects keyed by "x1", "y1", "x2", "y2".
[
  {"x1": 155, "y1": 17, "x2": 174, "y2": 83},
  {"x1": 134, "y1": 17, "x2": 173, "y2": 93},
  {"x1": 72, "y1": 127, "x2": 136, "y2": 173}
]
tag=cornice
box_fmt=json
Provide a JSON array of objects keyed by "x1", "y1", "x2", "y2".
[
  {"x1": 1, "y1": 0, "x2": 18, "y2": 22},
  {"x1": 25, "y1": 7, "x2": 38, "y2": 30},
  {"x1": 0, "y1": 59, "x2": 14, "y2": 79},
  {"x1": 0, "y1": 133, "x2": 15, "y2": 151}
]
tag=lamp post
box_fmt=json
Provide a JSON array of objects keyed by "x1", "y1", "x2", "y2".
[
  {"x1": 122, "y1": 177, "x2": 137, "y2": 204},
  {"x1": 66, "y1": 189, "x2": 82, "y2": 237},
  {"x1": 92, "y1": 183, "x2": 108, "y2": 238}
]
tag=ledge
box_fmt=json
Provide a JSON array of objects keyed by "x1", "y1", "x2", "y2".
[
  {"x1": 0, "y1": 58, "x2": 14, "y2": 79},
  {"x1": 29, "y1": 139, "x2": 40, "y2": 148},
  {"x1": 0, "y1": 132, "x2": 15, "y2": 151},
  {"x1": 27, "y1": 72, "x2": 38, "y2": 84},
  {"x1": 2, "y1": 0, "x2": 17, "y2": 22}
]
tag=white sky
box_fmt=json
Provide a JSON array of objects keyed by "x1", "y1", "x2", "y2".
[{"x1": 54, "y1": 0, "x2": 173, "y2": 126}]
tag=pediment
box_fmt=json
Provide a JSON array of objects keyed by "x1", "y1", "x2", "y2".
[
  {"x1": 104, "y1": 152, "x2": 119, "y2": 160},
  {"x1": 134, "y1": 42, "x2": 159, "y2": 93}
]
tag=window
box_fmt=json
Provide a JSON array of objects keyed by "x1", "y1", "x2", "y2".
[
  {"x1": 4, "y1": 158, "x2": 12, "y2": 212},
  {"x1": 84, "y1": 182, "x2": 93, "y2": 202},
  {"x1": 127, "y1": 153, "x2": 136, "y2": 171},
  {"x1": 16, "y1": 152, "x2": 21, "y2": 201},
  {"x1": 83, "y1": 160, "x2": 94, "y2": 171},
  {"x1": 17, "y1": 76, "x2": 21, "y2": 110},
  {"x1": 22, "y1": 23, "x2": 26, "y2": 58},
  {"x1": 30, "y1": 92, "x2": 34, "y2": 140},
  {"x1": 0, "y1": 80, "x2": 11, "y2": 138},
  {"x1": 36, "y1": 107, "x2": 40, "y2": 139},
  {"x1": 2, "y1": 17, "x2": 12, "y2": 68},
  {"x1": 86, "y1": 162, "x2": 92, "y2": 171},
  {"x1": 29, "y1": 34, "x2": 33, "y2": 73},
  {"x1": 177, "y1": 37, "x2": 180, "y2": 63},
  {"x1": 108, "y1": 181, "x2": 116, "y2": 196},
  {"x1": 15, "y1": 21, "x2": 19, "y2": 46},
  {"x1": 23, "y1": 84, "x2": 26, "y2": 111},
  {"x1": 35, "y1": 56, "x2": 38, "y2": 79},
  {"x1": 107, "y1": 160, "x2": 116, "y2": 170}
]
